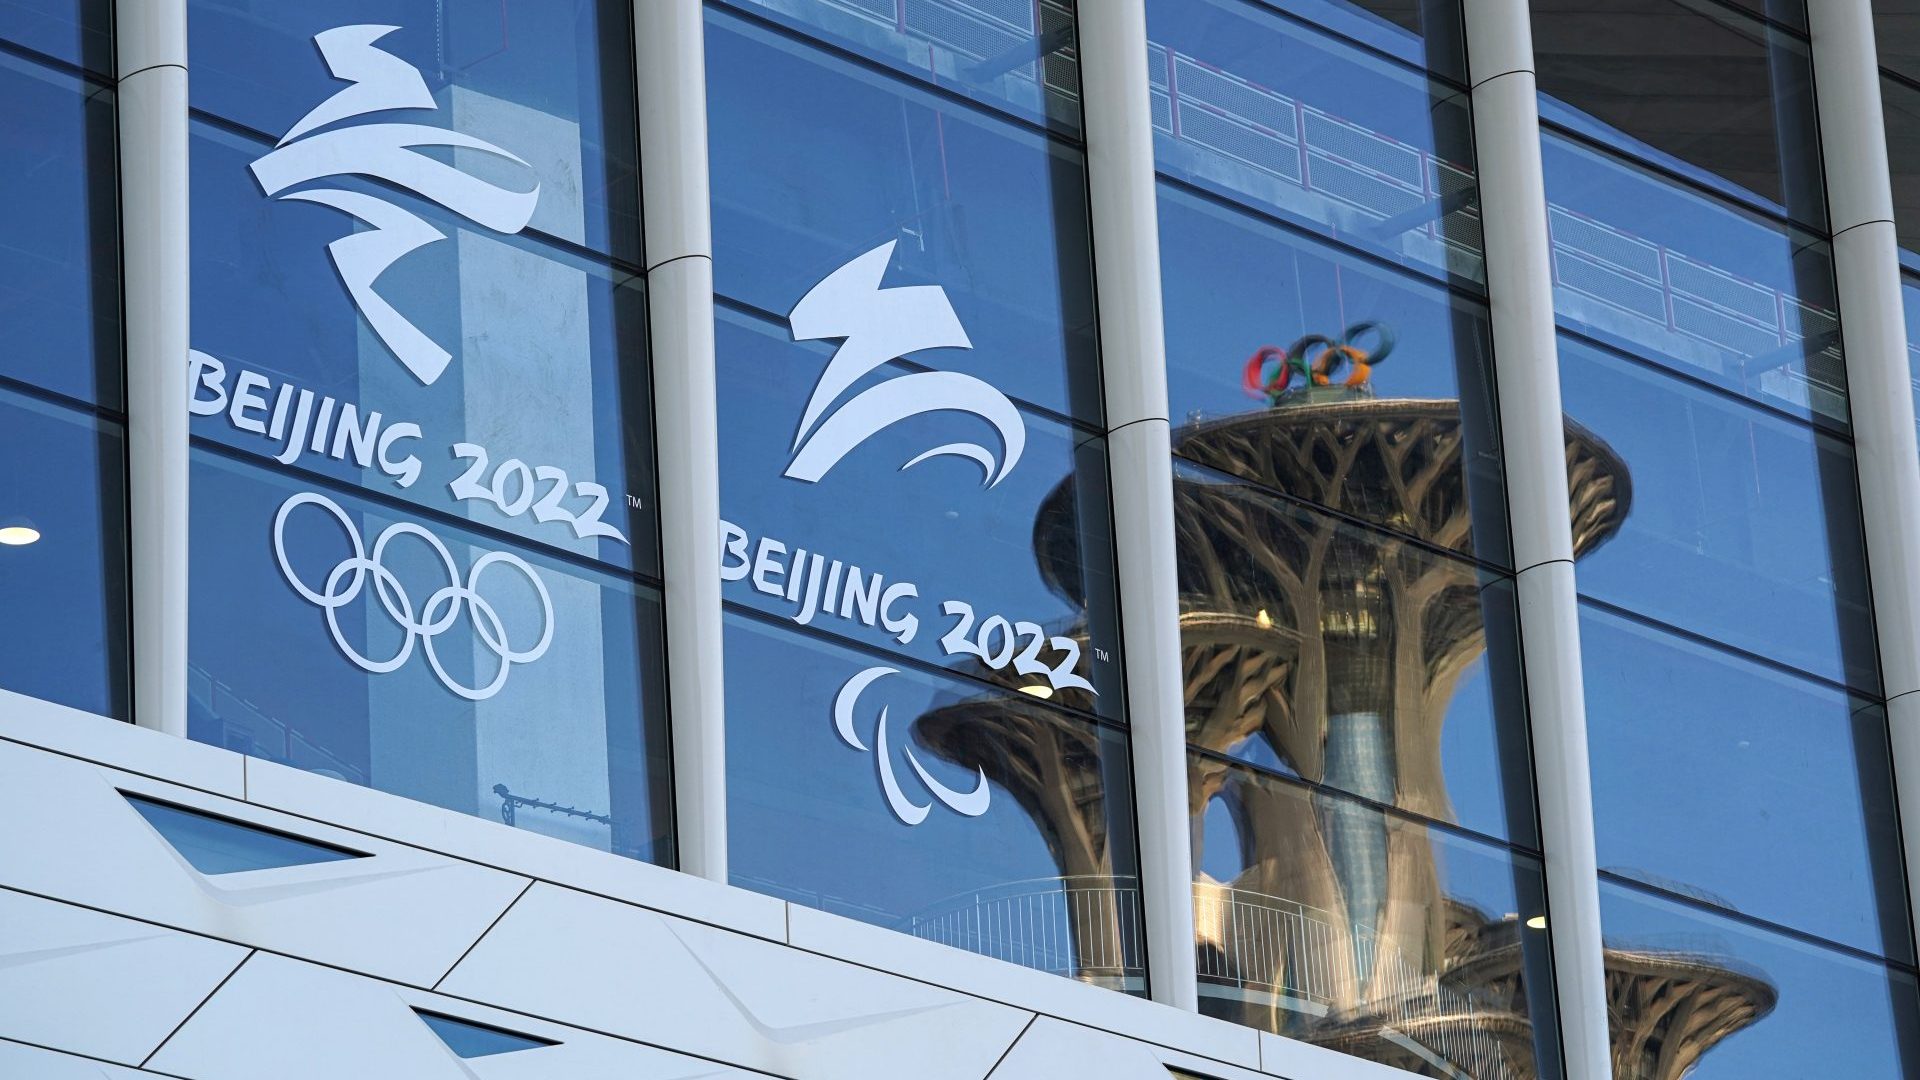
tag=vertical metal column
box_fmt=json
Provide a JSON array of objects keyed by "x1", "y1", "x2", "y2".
[
  {"x1": 634, "y1": 0, "x2": 728, "y2": 883},
  {"x1": 1808, "y1": 0, "x2": 1920, "y2": 952},
  {"x1": 116, "y1": 0, "x2": 190, "y2": 737},
  {"x1": 1461, "y1": 1, "x2": 1611, "y2": 1075},
  {"x1": 1075, "y1": 0, "x2": 1198, "y2": 1012}
]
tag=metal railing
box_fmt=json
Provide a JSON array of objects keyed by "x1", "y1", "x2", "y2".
[{"x1": 910, "y1": 876, "x2": 1522, "y2": 1077}]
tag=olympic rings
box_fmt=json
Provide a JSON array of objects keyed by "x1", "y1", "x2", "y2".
[
  {"x1": 272, "y1": 491, "x2": 555, "y2": 701},
  {"x1": 1242, "y1": 320, "x2": 1398, "y2": 403}
]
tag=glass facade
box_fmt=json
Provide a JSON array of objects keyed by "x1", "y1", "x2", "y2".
[
  {"x1": 1548, "y1": 4, "x2": 1915, "y2": 1076},
  {"x1": 1147, "y1": 1, "x2": 1561, "y2": 1072},
  {"x1": 705, "y1": 1, "x2": 1143, "y2": 989},
  {"x1": 0, "y1": 17, "x2": 126, "y2": 719},
  {"x1": 180, "y1": 1, "x2": 674, "y2": 863},
  {"x1": 7, "y1": 1, "x2": 1920, "y2": 1077}
]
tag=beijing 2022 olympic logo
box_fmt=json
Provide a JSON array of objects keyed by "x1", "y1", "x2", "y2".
[
  {"x1": 250, "y1": 24, "x2": 541, "y2": 388},
  {"x1": 246, "y1": 24, "x2": 557, "y2": 701}
]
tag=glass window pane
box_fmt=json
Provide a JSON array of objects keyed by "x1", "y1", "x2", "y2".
[
  {"x1": 0, "y1": 0, "x2": 111, "y2": 74},
  {"x1": 189, "y1": 0, "x2": 642, "y2": 264},
  {"x1": 1559, "y1": 334, "x2": 1878, "y2": 691},
  {"x1": 1191, "y1": 757, "x2": 1561, "y2": 1078},
  {"x1": 1148, "y1": 0, "x2": 1481, "y2": 288},
  {"x1": 1880, "y1": 73, "x2": 1920, "y2": 274},
  {"x1": 1236, "y1": 0, "x2": 1467, "y2": 83},
  {"x1": 0, "y1": 387, "x2": 127, "y2": 719},
  {"x1": 1601, "y1": 881, "x2": 1920, "y2": 1080},
  {"x1": 1902, "y1": 276, "x2": 1920, "y2": 446},
  {"x1": 415, "y1": 1012, "x2": 553, "y2": 1058},
  {"x1": 125, "y1": 795, "x2": 363, "y2": 875},
  {"x1": 1876, "y1": 0, "x2": 1920, "y2": 85},
  {"x1": 1159, "y1": 181, "x2": 1509, "y2": 564},
  {"x1": 1583, "y1": 606, "x2": 1910, "y2": 962},
  {"x1": 726, "y1": 612, "x2": 1145, "y2": 992},
  {"x1": 707, "y1": 8, "x2": 1102, "y2": 425},
  {"x1": 1173, "y1": 461, "x2": 1536, "y2": 845},
  {"x1": 189, "y1": 452, "x2": 674, "y2": 865},
  {"x1": 1533, "y1": 0, "x2": 1823, "y2": 226},
  {"x1": 0, "y1": 53, "x2": 118, "y2": 408},
  {"x1": 1543, "y1": 131, "x2": 1846, "y2": 429},
  {"x1": 189, "y1": 119, "x2": 659, "y2": 577},
  {"x1": 717, "y1": 307, "x2": 1123, "y2": 717},
  {"x1": 713, "y1": 0, "x2": 1082, "y2": 136}
]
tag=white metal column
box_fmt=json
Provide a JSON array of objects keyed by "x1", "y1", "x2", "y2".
[
  {"x1": 116, "y1": 0, "x2": 190, "y2": 738},
  {"x1": 1462, "y1": 2, "x2": 1611, "y2": 1075},
  {"x1": 634, "y1": 0, "x2": 728, "y2": 883},
  {"x1": 1075, "y1": 0, "x2": 1198, "y2": 1012},
  {"x1": 1807, "y1": 0, "x2": 1920, "y2": 952}
]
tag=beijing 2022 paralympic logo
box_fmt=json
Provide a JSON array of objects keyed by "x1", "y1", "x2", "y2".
[
  {"x1": 777, "y1": 240, "x2": 1030, "y2": 826},
  {"x1": 246, "y1": 24, "x2": 555, "y2": 702}
]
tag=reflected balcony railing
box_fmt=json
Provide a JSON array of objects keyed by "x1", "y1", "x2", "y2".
[
  {"x1": 188, "y1": 663, "x2": 367, "y2": 785},
  {"x1": 908, "y1": 875, "x2": 1523, "y2": 1078},
  {"x1": 1143, "y1": 31, "x2": 1843, "y2": 422}
]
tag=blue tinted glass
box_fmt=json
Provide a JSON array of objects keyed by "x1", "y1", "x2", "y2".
[
  {"x1": 188, "y1": 0, "x2": 641, "y2": 264},
  {"x1": 1583, "y1": 607, "x2": 1909, "y2": 962},
  {"x1": 1535, "y1": 2, "x2": 1821, "y2": 226},
  {"x1": 1193, "y1": 758, "x2": 1561, "y2": 1078},
  {"x1": 1903, "y1": 276, "x2": 1920, "y2": 444},
  {"x1": 126, "y1": 795, "x2": 361, "y2": 874},
  {"x1": 0, "y1": 0, "x2": 111, "y2": 73},
  {"x1": 1174, "y1": 461, "x2": 1535, "y2": 845},
  {"x1": 0, "y1": 388, "x2": 127, "y2": 719},
  {"x1": 1159, "y1": 182, "x2": 1508, "y2": 564},
  {"x1": 717, "y1": 305, "x2": 1123, "y2": 717},
  {"x1": 189, "y1": 119, "x2": 658, "y2": 577},
  {"x1": 1149, "y1": 0, "x2": 1480, "y2": 288},
  {"x1": 1601, "y1": 881, "x2": 1920, "y2": 1080},
  {"x1": 188, "y1": 451, "x2": 673, "y2": 865},
  {"x1": 1543, "y1": 131, "x2": 1845, "y2": 429},
  {"x1": 1559, "y1": 335, "x2": 1878, "y2": 690},
  {"x1": 1235, "y1": 0, "x2": 1467, "y2": 83},
  {"x1": 715, "y1": 0, "x2": 1082, "y2": 135},
  {"x1": 707, "y1": 8, "x2": 1101, "y2": 425},
  {"x1": 416, "y1": 1012, "x2": 552, "y2": 1058},
  {"x1": 726, "y1": 612, "x2": 1145, "y2": 991},
  {"x1": 0, "y1": 53, "x2": 118, "y2": 408}
]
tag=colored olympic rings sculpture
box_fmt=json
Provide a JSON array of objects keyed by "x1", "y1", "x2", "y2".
[
  {"x1": 1242, "y1": 320, "x2": 1397, "y2": 404},
  {"x1": 272, "y1": 492, "x2": 554, "y2": 702}
]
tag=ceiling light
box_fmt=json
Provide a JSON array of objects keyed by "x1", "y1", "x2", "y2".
[
  {"x1": 1526, "y1": 915, "x2": 1547, "y2": 930},
  {"x1": 1018, "y1": 684, "x2": 1055, "y2": 700},
  {"x1": 0, "y1": 518, "x2": 40, "y2": 546}
]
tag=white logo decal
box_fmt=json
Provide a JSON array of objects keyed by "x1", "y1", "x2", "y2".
[
  {"x1": 250, "y1": 24, "x2": 541, "y2": 387},
  {"x1": 273, "y1": 492, "x2": 554, "y2": 702},
  {"x1": 834, "y1": 666, "x2": 990, "y2": 825},
  {"x1": 786, "y1": 241, "x2": 1026, "y2": 487}
]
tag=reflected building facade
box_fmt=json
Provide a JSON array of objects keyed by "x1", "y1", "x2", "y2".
[{"x1": 3, "y1": 1, "x2": 1920, "y2": 1078}]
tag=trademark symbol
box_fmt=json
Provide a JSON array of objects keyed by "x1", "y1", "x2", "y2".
[
  {"x1": 1094, "y1": 647, "x2": 1111, "y2": 662},
  {"x1": 626, "y1": 494, "x2": 644, "y2": 510}
]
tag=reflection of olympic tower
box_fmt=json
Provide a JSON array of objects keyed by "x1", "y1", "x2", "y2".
[{"x1": 915, "y1": 343, "x2": 1776, "y2": 1078}]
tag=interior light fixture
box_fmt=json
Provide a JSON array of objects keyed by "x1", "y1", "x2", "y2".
[
  {"x1": 1526, "y1": 915, "x2": 1548, "y2": 930},
  {"x1": 1018, "y1": 684, "x2": 1055, "y2": 700},
  {"x1": 0, "y1": 517, "x2": 40, "y2": 546},
  {"x1": 1255, "y1": 609, "x2": 1273, "y2": 629}
]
